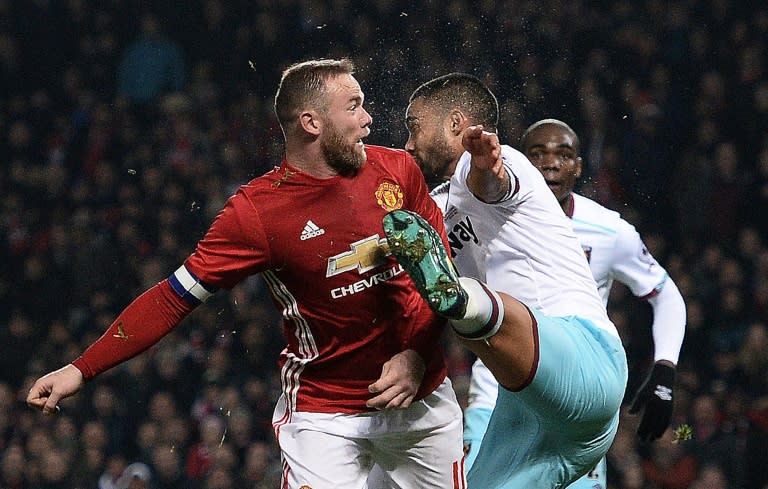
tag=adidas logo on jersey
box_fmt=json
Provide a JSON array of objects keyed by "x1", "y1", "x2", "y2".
[{"x1": 300, "y1": 220, "x2": 325, "y2": 240}]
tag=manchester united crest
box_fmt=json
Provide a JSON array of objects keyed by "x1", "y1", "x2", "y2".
[{"x1": 375, "y1": 181, "x2": 404, "y2": 211}]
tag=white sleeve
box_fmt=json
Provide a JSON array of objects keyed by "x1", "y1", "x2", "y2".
[
  {"x1": 647, "y1": 278, "x2": 687, "y2": 364},
  {"x1": 430, "y1": 181, "x2": 450, "y2": 212},
  {"x1": 455, "y1": 146, "x2": 527, "y2": 207},
  {"x1": 466, "y1": 358, "x2": 499, "y2": 410},
  {"x1": 611, "y1": 219, "x2": 668, "y2": 297},
  {"x1": 610, "y1": 218, "x2": 686, "y2": 364}
]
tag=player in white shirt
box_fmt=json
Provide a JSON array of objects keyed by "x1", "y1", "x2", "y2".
[
  {"x1": 462, "y1": 119, "x2": 687, "y2": 488},
  {"x1": 385, "y1": 73, "x2": 629, "y2": 488}
]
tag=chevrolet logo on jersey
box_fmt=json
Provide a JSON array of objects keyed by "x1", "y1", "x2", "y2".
[{"x1": 326, "y1": 235, "x2": 391, "y2": 277}]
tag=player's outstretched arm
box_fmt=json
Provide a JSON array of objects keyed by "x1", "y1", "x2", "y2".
[
  {"x1": 462, "y1": 125, "x2": 509, "y2": 203},
  {"x1": 27, "y1": 278, "x2": 197, "y2": 417},
  {"x1": 629, "y1": 277, "x2": 686, "y2": 441},
  {"x1": 26, "y1": 364, "x2": 84, "y2": 415}
]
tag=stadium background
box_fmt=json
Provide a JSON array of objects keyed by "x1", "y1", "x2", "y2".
[{"x1": 1, "y1": 1, "x2": 767, "y2": 487}]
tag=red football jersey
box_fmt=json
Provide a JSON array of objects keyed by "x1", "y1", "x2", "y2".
[{"x1": 185, "y1": 145, "x2": 449, "y2": 414}]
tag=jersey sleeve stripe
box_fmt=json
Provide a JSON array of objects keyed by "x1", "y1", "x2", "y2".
[
  {"x1": 506, "y1": 172, "x2": 519, "y2": 201},
  {"x1": 639, "y1": 273, "x2": 667, "y2": 300},
  {"x1": 168, "y1": 265, "x2": 217, "y2": 304},
  {"x1": 497, "y1": 166, "x2": 519, "y2": 203}
]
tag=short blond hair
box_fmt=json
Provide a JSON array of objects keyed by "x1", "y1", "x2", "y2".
[{"x1": 274, "y1": 58, "x2": 355, "y2": 134}]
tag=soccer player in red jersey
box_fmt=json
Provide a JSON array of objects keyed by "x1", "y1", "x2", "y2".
[{"x1": 26, "y1": 59, "x2": 465, "y2": 489}]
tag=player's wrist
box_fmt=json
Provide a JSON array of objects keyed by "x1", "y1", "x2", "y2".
[
  {"x1": 71, "y1": 358, "x2": 93, "y2": 381},
  {"x1": 648, "y1": 362, "x2": 676, "y2": 395}
]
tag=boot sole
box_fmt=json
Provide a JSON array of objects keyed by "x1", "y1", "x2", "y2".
[{"x1": 382, "y1": 210, "x2": 467, "y2": 318}]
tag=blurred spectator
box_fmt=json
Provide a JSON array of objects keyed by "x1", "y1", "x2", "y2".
[
  {"x1": 705, "y1": 141, "x2": 751, "y2": 244},
  {"x1": 88, "y1": 384, "x2": 131, "y2": 455},
  {"x1": 744, "y1": 396, "x2": 768, "y2": 489},
  {"x1": 617, "y1": 99, "x2": 673, "y2": 224},
  {"x1": 688, "y1": 393, "x2": 743, "y2": 484},
  {"x1": 204, "y1": 466, "x2": 234, "y2": 489},
  {"x1": 185, "y1": 414, "x2": 225, "y2": 481},
  {"x1": 37, "y1": 447, "x2": 72, "y2": 489},
  {"x1": 737, "y1": 322, "x2": 768, "y2": 395},
  {"x1": 98, "y1": 454, "x2": 129, "y2": 489},
  {"x1": 689, "y1": 463, "x2": 729, "y2": 489},
  {"x1": 641, "y1": 428, "x2": 698, "y2": 489},
  {"x1": 150, "y1": 443, "x2": 190, "y2": 489},
  {"x1": 0, "y1": 310, "x2": 39, "y2": 388},
  {"x1": 0, "y1": 444, "x2": 27, "y2": 489},
  {"x1": 618, "y1": 461, "x2": 647, "y2": 489},
  {"x1": 116, "y1": 12, "x2": 185, "y2": 108},
  {"x1": 118, "y1": 462, "x2": 152, "y2": 489},
  {"x1": 748, "y1": 140, "x2": 768, "y2": 238},
  {"x1": 606, "y1": 419, "x2": 643, "y2": 485},
  {"x1": 239, "y1": 440, "x2": 281, "y2": 487}
]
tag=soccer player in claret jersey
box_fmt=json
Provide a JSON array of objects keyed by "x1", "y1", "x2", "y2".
[
  {"x1": 391, "y1": 72, "x2": 629, "y2": 488},
  {"x1": 26, "y1": 59, "x2": 465, "y2": 489}
]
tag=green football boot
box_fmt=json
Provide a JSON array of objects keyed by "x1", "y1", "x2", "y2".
[{"x1": 383, "y1": 209, "x2": 467, "y2": 318}]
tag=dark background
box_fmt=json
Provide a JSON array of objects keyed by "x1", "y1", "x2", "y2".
[{"x1": 1, "y1": 1, "x2": 767, "y2": 488}]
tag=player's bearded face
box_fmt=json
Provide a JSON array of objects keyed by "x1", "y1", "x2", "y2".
[
  {"x1": 413, "y1": 130, "x2": 454, "y2": 185},
  {"x1": 321, "y1": 118, "x2": 367, "y2": 177}
]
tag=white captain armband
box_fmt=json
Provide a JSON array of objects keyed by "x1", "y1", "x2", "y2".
[{"x1": 168, "y1": 265, "x2": 217, "y2": 305}]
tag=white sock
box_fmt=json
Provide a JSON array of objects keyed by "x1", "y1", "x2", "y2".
[{"x1": 450, "y1": 277, "x2": 504, "y2": 340}]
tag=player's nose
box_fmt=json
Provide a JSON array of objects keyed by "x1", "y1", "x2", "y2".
[
  {"x1": 404, "y1": 136, "x2": 416, "y2": 154},
  {"x1": 541, "y1": 153, "x2": 562, "y2": 169},
  {"x1": 361, "y1": 107, "x2": 373, "y2": 128}
]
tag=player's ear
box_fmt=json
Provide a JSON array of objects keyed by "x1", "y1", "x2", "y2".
[
  {"x1": 300, "y1": 110, "x2": 322, "y2": 136},
  {"x1": 449, "y1": 109, "x2": 466, "y2": 136},
  {"x1": 574, "y1": 156, "x2": 584, "y2": 179}
]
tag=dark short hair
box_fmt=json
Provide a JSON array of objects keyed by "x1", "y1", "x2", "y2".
[
  {"x1": 274, "y1": 58, "x2": 355, "y2": 133},
  {"x1": 520, "y1": 119, "x2": 581, "y2": 153},
  {"x1": 410, "y1": 73, "x2": 499, "y2": 131}
]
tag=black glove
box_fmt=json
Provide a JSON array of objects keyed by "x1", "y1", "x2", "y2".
[{"x1": 628, "y1": 362, "x2": 676, "y2": 442}]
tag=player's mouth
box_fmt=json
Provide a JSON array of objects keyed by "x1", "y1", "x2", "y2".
[{"x1": 545, "y1": 179, "x2": 562, "y2": 192}]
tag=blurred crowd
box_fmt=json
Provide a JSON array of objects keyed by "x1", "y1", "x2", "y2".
[{"x1": 1, "y1": 1, "x2": 767, "y2": 488}]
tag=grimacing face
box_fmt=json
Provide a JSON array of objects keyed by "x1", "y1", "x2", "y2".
[
  {"x1": 404, "y1": 97, "x2": 456, "y2": 184},
  {"x1": 319, "y1": 73, "x2": 372, "y2": 177},
  {"x1": 523, "y1": 124, "x2": 583, "y2": 204}
]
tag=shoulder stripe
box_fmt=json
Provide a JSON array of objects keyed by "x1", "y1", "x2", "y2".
[
  {"x1": 571, "y1": 217, "x2": 618, "y2": 234},
  {"x1": 169, "y1": 265, "x2": 217, "y2": 305}
]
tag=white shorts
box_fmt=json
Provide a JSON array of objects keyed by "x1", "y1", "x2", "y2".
[{"x1": 273, "y1": 377, "x2": 465, "y2": 489}]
